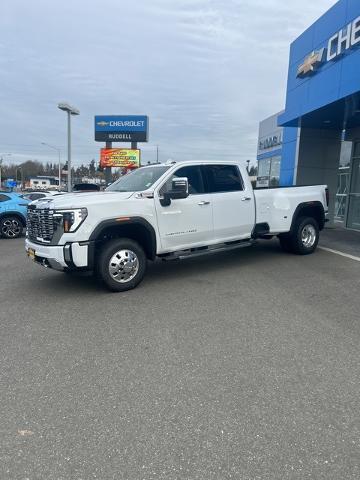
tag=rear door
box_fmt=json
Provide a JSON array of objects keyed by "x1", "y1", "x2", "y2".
[
  {"x1": 203, "y1": 164, "x2": 255, "y2": 241},
  {"x1": 155, "y1": 165, "x2": 213, "y2": 251}
]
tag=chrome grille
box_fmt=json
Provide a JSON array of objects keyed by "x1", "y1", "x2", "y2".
[{"x1": 27, "y1": 206, "x2": 55, "y2": 243}]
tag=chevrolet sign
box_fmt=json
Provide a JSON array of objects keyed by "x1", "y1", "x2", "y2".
[
  {"x1": 94, "y1": 115, "x2": 149, "y2": 142},
  {"x1": 297, "y1": 16, "x2": 360, "y2": 78}
]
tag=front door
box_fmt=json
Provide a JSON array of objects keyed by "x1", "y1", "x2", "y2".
[
  {"x1": 155, "y1": 165, "x2": 213, "y2": 251},
  {"x1": 347, "y1": 147, "x2": 360, "y2": 231}
]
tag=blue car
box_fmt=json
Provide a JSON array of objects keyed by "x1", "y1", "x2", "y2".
[{"x1": 0, "y1": 192, "x2": 30, "y2": 239}]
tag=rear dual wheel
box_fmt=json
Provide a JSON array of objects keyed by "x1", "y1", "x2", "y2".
[{"x1": 279, "y1": 216, "x2": 319, "y2": 255}]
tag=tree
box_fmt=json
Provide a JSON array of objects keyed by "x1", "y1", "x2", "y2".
[
  {"x1": 19, "y1": 160, "x2": 44, "y2": 179},
  {"x1": 249, "y1": 165, "x2": 258, "y2": 176},
  {"x1": 89, "y1": 159, "x2": 96, "y2": 177}
]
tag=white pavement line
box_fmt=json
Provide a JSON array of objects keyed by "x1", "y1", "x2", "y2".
[{"x1": 318, "y1": 246, "x2": 360, "y2": 262}]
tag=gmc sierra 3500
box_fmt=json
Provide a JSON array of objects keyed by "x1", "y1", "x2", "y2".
[{"x1": 25, "y1": 160, "x2": 328, "y2": 291}]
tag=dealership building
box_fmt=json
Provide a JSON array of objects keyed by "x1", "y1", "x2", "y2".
[{"x1": 257, "y1": 0, "x2": 360, "y2": 230}]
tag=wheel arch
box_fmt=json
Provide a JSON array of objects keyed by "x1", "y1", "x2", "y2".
[
  {"x1": 89, "y1": 217, "x2": 157, "y2": 260},
  {"x1": 0, "y1": 211, "x2": 27, "y2": 227},
  {"x1": 290, "y1": 202, "x2": 326, "y2": 231}
]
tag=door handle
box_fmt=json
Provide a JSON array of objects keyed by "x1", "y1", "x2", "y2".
[
  {"x1": 241, "y1": 197, "x2": 252, "y2": 201},
  {"x1": 198, "y1": 201, "x2": 210, "y2": 206}
]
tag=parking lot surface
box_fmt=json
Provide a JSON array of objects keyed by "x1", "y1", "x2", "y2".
[{"x1": 1, "y1": 237, "x2": 360, "y2": 479}]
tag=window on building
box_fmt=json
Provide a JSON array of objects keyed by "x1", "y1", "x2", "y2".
[
  {"x1": 335, "y1": 141, "x2": 352, "y2": 223},
  {"x1": 269, "y1": 156, "x2": 281, "y2": 187},
  {"x1": 258, "y1": 158, "x2": 271, "y2": 178},
  {"x1": 257, "y1": 156, "x2": 281, "y2": 188}
]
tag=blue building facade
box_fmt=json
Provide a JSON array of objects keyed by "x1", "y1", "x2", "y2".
[
  {"x1": 258, "y1": 0, "x2": 360, "y2": 230},
  {"x1": 256, "y1": 112, "x2": 284, "y2": 188}
]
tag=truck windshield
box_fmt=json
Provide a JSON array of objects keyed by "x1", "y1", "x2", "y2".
[{"x1": 106, "y1": 166, "x2": 170, "y2": 192}]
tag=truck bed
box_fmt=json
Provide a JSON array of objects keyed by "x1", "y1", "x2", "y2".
[{"x1": 254, "y1": 185, "x2": 328, "y2": 234}]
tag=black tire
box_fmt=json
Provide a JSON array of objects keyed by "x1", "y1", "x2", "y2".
[
  {"x1": 0, "y1": 216, "x2": 23, "y2": 239},
  {"x1": 288, "y1": 216, "x2": 319, "y2": 255},
  {"x1": 97, "y1": 238, "x2": 147, "y2": 292},
  {"x1": 278, "y1": 234, "x2": 293, "y2": 253}
]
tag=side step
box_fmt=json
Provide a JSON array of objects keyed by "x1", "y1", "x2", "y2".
[{"x1": 160, "y1": 239, "x2": 255, "y2": 262}]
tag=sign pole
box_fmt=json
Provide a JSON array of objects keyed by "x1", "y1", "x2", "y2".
[
  {"x1": 67, "y1": 111, "x2": 72, "y2": 193},
  {"x1": 105, "y1": 141, "x2": 112, "y2": 184},
  {"x1": 131, "y1": 142, "x2": 138, "y2": 165}
]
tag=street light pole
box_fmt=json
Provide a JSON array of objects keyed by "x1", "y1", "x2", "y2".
[
  {"x1": 58, "y1": 102, "x2": 80, "y2": 192},
  {"x1": 41, "y1": 143, "x2": 61, "y2": 190}
]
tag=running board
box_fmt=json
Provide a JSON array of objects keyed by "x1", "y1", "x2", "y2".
[{"x1": 160, "y1": 240, "x2": 255, "y2": 261}]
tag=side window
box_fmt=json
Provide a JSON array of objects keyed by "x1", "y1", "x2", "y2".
[
  {"x1": 0, "y1": 194, "x2": 10, "y2": 202},
  {"x1": 30, "y1": 193, "x2": 45, "y2": 200},
  {"x1": 160, "y1": 166, "x2": 205, "y2": 195},
  {"x1": 204, "y1": 165, "x2": 244, "y2": 193}
]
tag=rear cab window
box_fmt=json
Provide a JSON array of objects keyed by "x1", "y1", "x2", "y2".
[{"x1": 203, "y1": 165, "x2": 244, "y2": 193}]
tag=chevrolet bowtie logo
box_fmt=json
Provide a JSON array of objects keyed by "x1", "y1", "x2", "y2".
[
  {"x1": 97, "y1": 121, "x2": 109, "y2": 127},
  {"x1": 297, "y1": 48, "x2": 325, "y2": 77}
]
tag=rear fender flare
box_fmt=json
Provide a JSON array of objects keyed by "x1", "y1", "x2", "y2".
[{"x1": 290, "y1": 201, "x2": 325, "y2": 231}]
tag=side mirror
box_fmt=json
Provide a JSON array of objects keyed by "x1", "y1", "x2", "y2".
[{"x1": 160, "y1": 177, "x2": 189, "y2": 207}]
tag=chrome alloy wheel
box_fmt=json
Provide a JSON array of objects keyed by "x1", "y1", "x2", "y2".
[
  {"x1": 301, "y1": 224, "x2": 316, "y2": 248},
  {"x1": 108, "y1": 249, "x2": 139, "y2": 283},
  {"x1": 2, "y1": 218, "x2": 21, "y2": 238}
]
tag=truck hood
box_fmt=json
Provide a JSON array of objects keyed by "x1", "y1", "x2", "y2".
[{"x1": 31, "y1": 191, "x2": 134, "y2": 209}]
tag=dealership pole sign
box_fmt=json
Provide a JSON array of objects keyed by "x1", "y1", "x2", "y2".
[
  {"x1": 297, "y1": 15, "x2": 360, "y2": 77},
  {"x1": 95, "y1": 115, "x2": 149, "y2": 142}
]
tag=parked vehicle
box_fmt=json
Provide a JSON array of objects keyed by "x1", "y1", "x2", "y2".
[
  {"x1": 73, "y1": 183, "x2": 100, "y2": 192},
  {"x1": 0, "y1": 192, "x2": 30, "y2": 239},
  {"x1": 22, "y1": 190, "x2": 64, "y2": 201},
  {"x1": 25, "y1": 161, "x2": 328, "y2": 291}
]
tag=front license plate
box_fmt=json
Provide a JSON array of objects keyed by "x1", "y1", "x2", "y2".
[{"x1": 27, "y1": 248, "x2": 35, "y2": 260}]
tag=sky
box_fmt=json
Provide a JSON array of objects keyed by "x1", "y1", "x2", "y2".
[{"x1": 0, "y1": 0, "x2": 336, "y2": 169}]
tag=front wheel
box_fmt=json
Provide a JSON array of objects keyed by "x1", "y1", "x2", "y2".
[
  {"x1": 286, "y1": 216, "x2": 319, "y2": 255},
  {"x1": 0, "y1": 216, "x2": 23, "y2": 239},
  {"x1": 97, "y1": 238, "x2": 147, "y2": 292}
]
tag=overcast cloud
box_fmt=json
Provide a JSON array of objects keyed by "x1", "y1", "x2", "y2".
[{"x1": 0, "y1": 0, "x2": 336, "y2": 167}]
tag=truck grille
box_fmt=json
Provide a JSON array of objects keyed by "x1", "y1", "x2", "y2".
[{"x1": 27, "y1": 206, "x2": 55, "y2": 243}]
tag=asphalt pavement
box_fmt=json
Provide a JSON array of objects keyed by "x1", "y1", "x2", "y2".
[{"x1": 0, "y1": 236, "x2": 359, "y2": 479}]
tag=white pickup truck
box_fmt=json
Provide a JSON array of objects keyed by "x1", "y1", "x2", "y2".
[{"x1": 25, "y1": 160, "x2": 328, "y2": 291}]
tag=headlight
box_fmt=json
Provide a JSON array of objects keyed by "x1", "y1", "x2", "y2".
[{"x1": 54, "y1": 208, "x2": 88, "y2": 233}]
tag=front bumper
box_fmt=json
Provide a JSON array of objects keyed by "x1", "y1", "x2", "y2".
[{"x1": 25, "y1": 238, "x2": 93, "y2": 271}]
